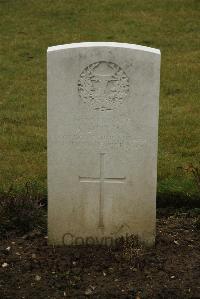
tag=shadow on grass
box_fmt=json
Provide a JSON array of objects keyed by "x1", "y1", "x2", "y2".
[
  {"x1": 157, "y1": 191, "x2": 200, "y2": 208},
  {"x1": 0, "y1": 182, "x2": 47, "y2": 238}
]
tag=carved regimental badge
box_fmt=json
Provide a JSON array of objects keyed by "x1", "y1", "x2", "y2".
[{"x1": 78, "y1": 61, "x2": 129, "y2": 111}]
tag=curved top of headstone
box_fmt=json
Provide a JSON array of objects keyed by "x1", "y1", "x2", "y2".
[{"x1": 47, "y1": 42, "x2": 160, "y2": 55}]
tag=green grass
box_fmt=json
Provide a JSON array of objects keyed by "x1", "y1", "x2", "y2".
[{"x1": 0, "y1": 0, "x2": 199, "y2": 202}]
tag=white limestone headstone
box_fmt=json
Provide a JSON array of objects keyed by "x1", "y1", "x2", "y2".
[{"x1": 47, "y1": 42, "x2": 161, "y2": 246}]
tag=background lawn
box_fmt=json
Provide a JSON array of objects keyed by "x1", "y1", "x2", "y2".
[{"x1": 0, "y1": 0, "x2": 199, "y2": 203}]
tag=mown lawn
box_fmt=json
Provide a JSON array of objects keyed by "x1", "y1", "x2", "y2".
[{"x1": 0, "y1": 0, "x2": 199, "y2": 201}]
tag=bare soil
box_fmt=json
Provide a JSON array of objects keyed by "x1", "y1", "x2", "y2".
[{"x1": 0, "y1": 211, "x2": 199, "y2": 299}]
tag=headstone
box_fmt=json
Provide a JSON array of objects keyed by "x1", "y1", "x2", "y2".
[{"x1": 47, "y1": 42, "x2": 161, "y2": 246}]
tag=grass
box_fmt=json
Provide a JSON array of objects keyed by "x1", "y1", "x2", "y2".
[
  {"x1": 0, "y1": 0, "x2": 199, "y2": 202},
  {"x1": 0, "y1": 181, "x2": 46, "y2": 237}
]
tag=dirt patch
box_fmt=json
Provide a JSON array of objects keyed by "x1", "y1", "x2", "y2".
[{"x1": 0, "y1": 212, "x2": 199, "y2": 298}]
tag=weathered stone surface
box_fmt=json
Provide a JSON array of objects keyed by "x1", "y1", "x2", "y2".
[{"x1": 47, "y1": 42, "x2": 161, "y2": 246}]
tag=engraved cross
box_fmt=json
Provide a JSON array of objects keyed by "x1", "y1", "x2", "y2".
[{"x1": 79, "y1": 153, "x2": 126, "y2": 228}]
